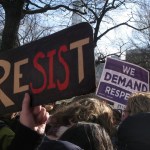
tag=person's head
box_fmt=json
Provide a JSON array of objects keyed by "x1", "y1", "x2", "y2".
[
  {"x1": 59, "y1": 122, "x2": 113, "y2": 150},
  {"x1": 123, "y1": 92, "x2": 150, "y2": 119},
  {"x1": 47, "y1": 95, "x2": 114, "y2": 137},
  {"x1": 73, "y1": 97, "x2": 114, "y2": 135}
]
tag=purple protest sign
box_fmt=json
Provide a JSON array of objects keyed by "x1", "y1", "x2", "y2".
[{"x1": 96, "y1": 57, "x2": 149, "y2": 107}]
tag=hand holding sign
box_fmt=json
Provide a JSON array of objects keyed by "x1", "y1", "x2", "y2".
[{"x1": 20, "y1": 93, "x2": 49, "y2": 134}]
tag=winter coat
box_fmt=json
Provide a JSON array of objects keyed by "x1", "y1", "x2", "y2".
[
  {"x1": 8, "y1": 121, "x2": 43, "y2": 150},
  {"x1": 118, "y1": 112, "x2": 150, "y2": 150}
]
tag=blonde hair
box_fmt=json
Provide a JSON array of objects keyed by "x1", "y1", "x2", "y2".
[{"x1": 127, "y1": 92, "x2": 150, "y2": 115}]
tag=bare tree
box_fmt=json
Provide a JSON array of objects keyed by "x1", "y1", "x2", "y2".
[
  {"x1": 0, "y1": 0, "x2": 148, "y2": 55},
  {"x1": 129, "y1": 0, "x2": 150, "y2": 49},
  {"x1": 19, "y1": 14, "x2": 53, "y2": 45},
  {"x1": 125, "y1": 0, "x2": 150, "y2": 70},
  {"x1": 0, "y1": 0, "x2": 24, "y2": 51}
]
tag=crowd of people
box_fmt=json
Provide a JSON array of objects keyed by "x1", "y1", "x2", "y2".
[{"x1": 0, "y1": 91, "x2": 150, "y2": 150}]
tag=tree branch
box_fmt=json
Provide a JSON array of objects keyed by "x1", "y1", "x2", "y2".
[
  {"x1": 96, "y1": 22, "x2": 150, "y2": 43},
  {"x1": 23, "y1": 4, "x2": 86, "y2": 15},
  {"x1": 25, "y1": 0, "x2": 43, "y2": 9}
]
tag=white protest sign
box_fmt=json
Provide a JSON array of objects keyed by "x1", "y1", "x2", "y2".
[{"x1": 96, "y1": 57, "x2": 149, "y2": 109}]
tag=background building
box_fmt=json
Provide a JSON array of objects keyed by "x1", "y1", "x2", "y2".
[
  {"x1": 126, "y1": 48, "x2": 150, "y2": 71},
  {"x1": 72, "y1": 0, "x2": 83, "y2": 25}
]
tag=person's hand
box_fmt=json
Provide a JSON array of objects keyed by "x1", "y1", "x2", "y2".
[{"x1": 20, "y1": 93, "x2": 49, "y2": 134}]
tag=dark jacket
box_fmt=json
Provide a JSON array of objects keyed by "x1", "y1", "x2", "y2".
[
  {"x1": 8, "y1": 121, "x2": 43, "y2": 150},
  {"x1": 38, "y1": 136, "x2": 82, "y2": 150},
  {"x1": 118, "y1": 112, "x2": 150, "y2": 150}
]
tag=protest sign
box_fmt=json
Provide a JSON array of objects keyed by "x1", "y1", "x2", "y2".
[
  {"x1": 96, "y1": 57, "x2": 149, "y2": 109},
  {"x1": 0, "y1": 22, "x2": 96, "y2": 115}
]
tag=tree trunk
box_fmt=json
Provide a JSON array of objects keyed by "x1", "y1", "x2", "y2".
[{"x1": 1, "y1": 1, "x2": 24, "y2": 52}]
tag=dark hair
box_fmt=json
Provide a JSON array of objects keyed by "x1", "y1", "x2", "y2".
[
  {"x1": 112, "y1": 109, "x2": 122, "y2": 126},
  {"x1": 48, "y1": 96, "x2": 114, "y2": 136},
  {"x1": 59, "y1": 122, "x2": 113, "y2": 150}
]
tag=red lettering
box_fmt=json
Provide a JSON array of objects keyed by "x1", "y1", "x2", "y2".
[
  {"x1": 57, "y1": 45, "x2": 70, "y2": 91},
  {"x1": 30, "y1": 52, "x2": 47, "y2": 94},
  {"x1": 47, "y1": 50, "x2": 56, "y2": 89}
]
